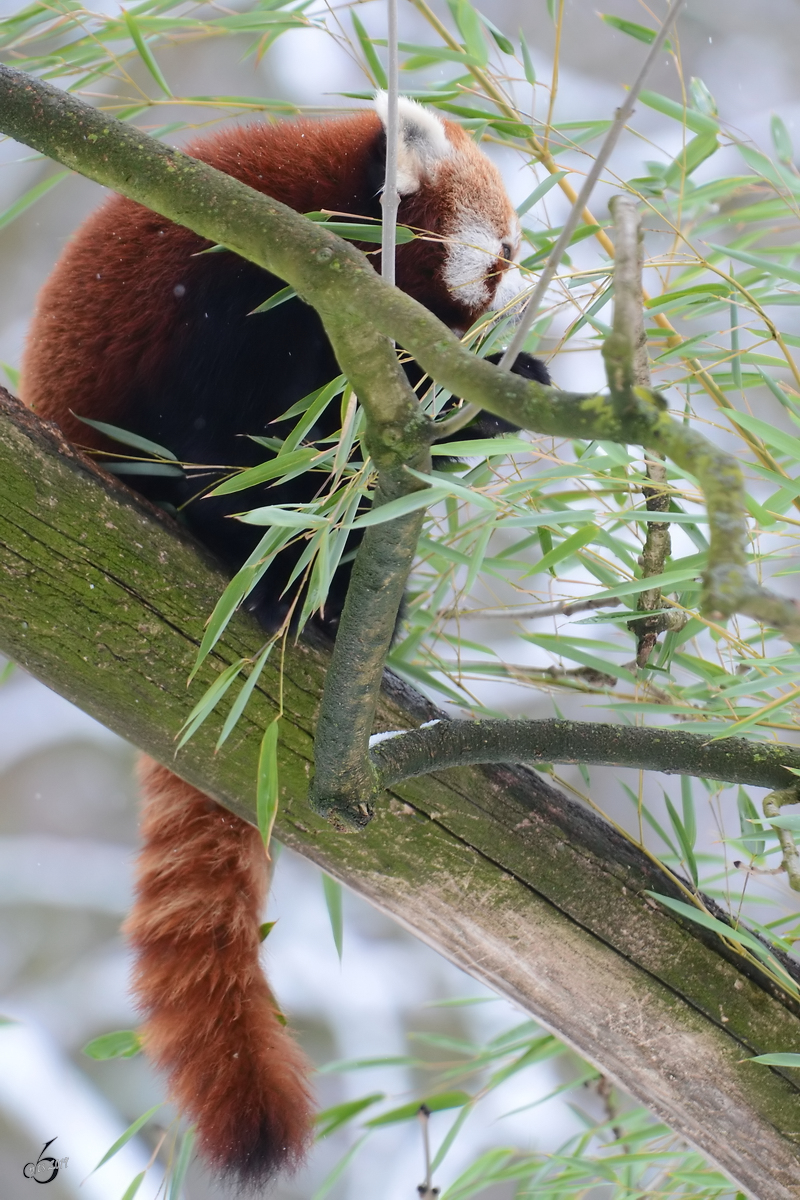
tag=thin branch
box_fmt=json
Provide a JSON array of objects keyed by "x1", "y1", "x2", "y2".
[
  {"x1": 764, "y1": 788, "x2": 800, "y2": 893},
  {"x1": 499, "y1": 0, "x2": 687, "y2": 368},
  {"x1": 607, "y1": 193, "x2": 679, "y2": 665},
  {"x1": 380, "y1": 0, "x2": 399, "y2": 287},
  {"x1": 370, "y1": 718, "x2": 800, "y2": 795},
  {"x1": 440, "y1": 597, "x2": 622, "y2": 621}
]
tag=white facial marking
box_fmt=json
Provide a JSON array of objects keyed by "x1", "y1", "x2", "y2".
[
  {"x1": 490, "y1": 222, "x2": 525, "y2": 314},
  {"x1": 374, "y1": 92, "x2": 452, "y2": 195},
  {"x1": 442, "y1": 220, "x2": 500, "y2": 309}
]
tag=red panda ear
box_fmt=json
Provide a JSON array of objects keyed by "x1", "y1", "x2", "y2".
[{"x1": 374, "y1": 92, "x2": 453, "y2": 195}]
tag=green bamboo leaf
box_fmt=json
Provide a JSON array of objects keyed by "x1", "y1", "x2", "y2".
[
  {"x1": 523, "y1": 525, "x2": 598, "y2": 576},
  {"x1": 351, "y1": 11, "x2": 387, "y2": 88},
  {"x1": 303, "y1": 217, "x2": 414, "y2": 244},
  {"x1": 430, "y1": 436, "x2": 532, "y2": 457},
  {"x1": 0, "y1": 360, "x2": 20, "y2": 389},
  {"x1": 381, "y1": 40, "x2": 485, "y2": 66},
  {"x1": 103, "y1": 461, "x2": 184, "y2": 477},
  {"x1": 311, "y1": 1134, "x2": 369, "y2": 1200},
  {"x1": 83, "y1": 1030, "x2": 142, "y2": 1060},
  {"x1": 478, "y1": 12, "x2": 513, "y2": 55},
  {"x1": 122, "y1": 8, "x2": 172, "y2": 95},
  {"x1": 599, "y1": 14, "x2": 672, "y2": 51},
  {"x1": 209, "y1": 447, "x2": 323, "y2": 496},
  {"x1": 771, "y1": 114, "x2": 794, "y2": 165},
  {"x1": 316, "y1": 1093, "x2": 385, "y2": 1138},
  {"x1": 749, "y1": 1052, "x2": 800, "y2": 1067},
  {"x1": 738, "y1": 787, "x2": 765, "y2": 858},
  {"x1": 237, "y1": 504, "x2": 327, "y2": 528},
  {"x1": 366, "y1": 1090, "x2": 471, "y2": 1126},
  {"x1": 523, "y1": 633, "x2": 636, "y2": 683},
  {"x1": 72, "y1": 414, "x2": 178, "y2": 460},
  {"x1": 120, "y1": 1173, "x2": 145, "y2": 1200},
  {"x1": 638, "y1": 90, "x2": 719, "y2": 135},
  {"x1": 90, "y1": 1104, "x2": 162, "y2": 1173},
  {"x1": 449, "y1": 0, "x2": 488, "y2": 64},
  {"x1": 249, "y1": 285, "x2": 297, "y2": 314},
  {"x1": 321, "y1": 872, "x2": 344, "y2": 960},
  {"x1": 177, "y1": 658, "x2": 245, "y2": 748},
  {"x1": 664, "y1": 792, "x2": 698, "y2": 886},
  {"x1": 0, "y1": 168, "x2": 69, "y2": 232},
  {"x1": 663, "y1": 132, "x2": 719, "y2": 189},
  {"x1": 190, "y1": 569, "x2": 256, "y2": 679},
  {"x1": 216, "y1": 642, "x2": 274, "y2": 749},
  {"x1": 738, "y1": 143, "x2": 797, "y2": 193},
  {"x1": 680, "y1": 776, "x2": 696, "y2": 852},
  {"x1": 430, "y1": 1104, "x2": 471, "y2": 1173},
  {"x1": 725, "y1": 409, "x2": 800, "y2": 460},
  {"x1": 257, "y1": 718, "x2": 280, "y2": 845},
  {"x1": 516, "y1": 170, "x2": 567, "y2": 216},
  {"x1": 168, "y1": 1127, "x2": 195, "y2": 1200},
  {"x1": 689, "y1": 77, "x2": 717, "y2": 117},
  {"x1": 706, "y1": 240, "x2": 800, "y2": 286},
  {"x1": 276, "y1": 374, "x2": 346, "y2": 422},
  {"x1": 519, "y1": 30, "x2": 536, "y2": 84},
  {"x1": 645, "y1": 893, "x2": 765, "y2": 954},
  {"x1": 351, "y1": 487, "x2": 447, "y2": 529}
]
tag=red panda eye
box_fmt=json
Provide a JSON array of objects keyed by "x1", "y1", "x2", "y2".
[{"x1": 501, "y1": 242, "x2": 513, "y2": 261}]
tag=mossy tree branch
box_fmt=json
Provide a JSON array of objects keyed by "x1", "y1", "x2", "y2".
[{"x1": 0, "y1": 387, "x2": 800, "y2": 1196}]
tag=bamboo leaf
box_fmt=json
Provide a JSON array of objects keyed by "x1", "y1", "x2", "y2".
[
  {"x1": 216, "y1": 642, "x2": 274, "y2": 749},
  {"x1": 599, "y1": 14, "x2": 672, "y2": 52},
  {"x1": 705, "y1": 241, "x2": 800, "y2": 286},
  {"x1": 664, "y1": 792, "x2": 698, "y2": 887},
  {"x1": 771, "y1": 114, "x2": 794, "y2": 165},
  {"x1": 72, "y1": 415, "x2": 177, "y2": 460},
  {"x1": 120, "y1": 1173, "x2": 145, "y2": 1200},
  {"x1": 316, "y1": 1093, "x2": 384, "y2": 1138},
  {"x1": 516, "y1": 170, "x2": 567, "y2": 216},
  {"x1": 90, "y1": 1104, "x2": 162, "y2": 1173},
  {"x1": 249, "y1": 284, "x2": 296, "y2": 314},
  {"x1": 351, "y1": 10, "x2": 387, "y2": 88},
  {"x1": 83, "y1": 1030, "x2": 142, "y2": 1059},
  {"x1": 519, "y1": 30, "x2": 536, "y2": 84},
  {"x1": 0, "y1": 168, "x2": 69, "y2": 232},
  {"x1": 322, "y1": 872, "x2": 344, "y2": 960},
  {"x1": 176, "y1": 658, "x2": 245, "y2": 748},
  {"x1": 168, "y1": 1128, "x2": 195, "y2": 1200},
  {"x1": 122, "y1": 8, "x2": 172, "y2": 95},
  {"x1": 366, "y1": 1090, "x2": 471, "y2": 1126},
  {"x1": 738, "y1": 787, "x2": 765, "y2": 858},
  {"x1": 257, "y1": 718, "x2": 280, "y2": 845},
  {"x1": 638, "y1": 90, "x2": 719, "y2": 135},
  {"x1": 749, "y1": 1052, "x2": 800, "y2": 1067}
]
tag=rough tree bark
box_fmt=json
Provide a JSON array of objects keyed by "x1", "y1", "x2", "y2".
[{"x1": 1, "y1": 389, "x2": 800, "y2": 1198}]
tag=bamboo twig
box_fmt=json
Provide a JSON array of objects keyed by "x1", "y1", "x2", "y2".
[{"x1": 499, "y1": 0, "x2": 686, "y2": 369}]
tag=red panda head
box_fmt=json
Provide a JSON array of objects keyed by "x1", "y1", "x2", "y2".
[{"x1": 375, "y1": 94, "x2": 522, "y2": 332}]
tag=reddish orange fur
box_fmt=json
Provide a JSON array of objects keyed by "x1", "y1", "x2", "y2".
[{"x1": 124, "y1": 759, "x2": 313, "y2": 1186}]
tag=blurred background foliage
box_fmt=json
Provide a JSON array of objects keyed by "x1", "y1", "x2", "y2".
[{"x1": 1, "y1": 0, "x2": 799, "y2": 1195}]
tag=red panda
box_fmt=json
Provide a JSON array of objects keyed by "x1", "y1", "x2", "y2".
[{"x1": 21, "y1": 96, "x2": 549, "y2": 1188}]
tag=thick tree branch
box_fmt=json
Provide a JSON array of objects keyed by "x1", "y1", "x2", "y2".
[
  {"x1": 0, "y1": 388, "x2": 799, "y2": 1196},
  {"x1": 369, "y1": 718, "x2": 800, "y2": 794}
]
